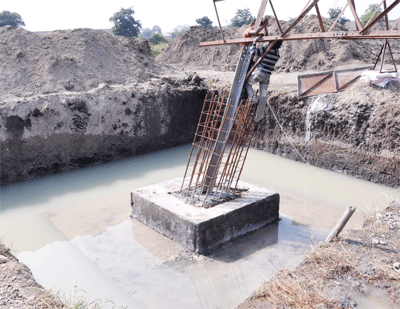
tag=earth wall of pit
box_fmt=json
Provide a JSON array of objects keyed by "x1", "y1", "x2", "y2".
[
  {"x1": 0, "y1": 80, "x2": 206, "y2": 185},
  {"x1": 251, "y1": 85, "x2": 400, "y2": 188}
]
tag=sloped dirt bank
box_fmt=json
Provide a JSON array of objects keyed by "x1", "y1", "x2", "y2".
[
  {"x1": 0, "y1": 242, "x2": 64, "y2": 308},
  {"x1": 251, "y1": 83, "x2": 400, "y2": 188}
]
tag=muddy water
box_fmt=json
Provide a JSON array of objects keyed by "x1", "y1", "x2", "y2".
[{"x1": 1, "y1": 145, "x2": 399, "y2": 308}]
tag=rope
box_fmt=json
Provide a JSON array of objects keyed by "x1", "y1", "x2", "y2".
[
  {"x1": 264, "y1": 96, "x2": 334, "y2": 184},
  {"x1": 264, "y1": 97, "x2": 400, "y2": 200},
  {"x1": 265, "y1": 98, "x2": 311, "y2": 166}
]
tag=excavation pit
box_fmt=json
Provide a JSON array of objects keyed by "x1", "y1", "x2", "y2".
[{"x1": 130, "y1": 178, "x2": 279, "y2": 254}]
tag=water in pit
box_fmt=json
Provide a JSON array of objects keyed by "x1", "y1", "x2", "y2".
[{"x1": 1, "y1": 145, "x2": 399, "y2": 308}]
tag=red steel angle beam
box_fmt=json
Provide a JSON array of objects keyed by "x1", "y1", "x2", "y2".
[
  {"x1": 282, "y1": 0, "x2": 319, "y2": 37},
  {"x1": 198, "y1": 30, "x2": 400, "y2": 47},
  {"x1": 328, "y1": 3, "x2": 349, "y2": 32},
  {"x1": 254, "y1": 0, "x2": 270, "y2": 30},
  {"x1": 384, "y1": 1, "x2": 390, "y2": 30},
  {"x1": 314, "y1": 1, "x2": 325, "y2": 32},
  {"x1": 245, "y1": 41, "x2": 277, "y2": 81},
  {"x1": 392, "y1": 16, "x2": 400, "y2": 30},
  {"x1": 269, "y1": 0, "x2": 283, "y2": 34},
  {"x1": 364, "y1": 0, "x2": 386, "y2": 29},
  {"x1": 213, "y1": 0, "x2": 226, "y2": 42},
  {"x1": 347, "y1": 0, "x2": 363, "y2": 31}
]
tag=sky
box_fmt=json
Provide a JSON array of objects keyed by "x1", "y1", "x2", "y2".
[{"x1": 3, "y1": 0, "x2": 400, "y2": 33}]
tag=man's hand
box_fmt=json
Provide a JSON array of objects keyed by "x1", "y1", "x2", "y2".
[
  {"x1": 243, "y1": 28, "x2": 252, "y2": 38},
  {"x1": 253, "y1": 34, "x2": 263, "y2": 43}
]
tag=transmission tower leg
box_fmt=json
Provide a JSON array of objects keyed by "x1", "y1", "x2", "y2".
[{"x1": 203, "y1": 45, "x2": 253, "y2": 194}]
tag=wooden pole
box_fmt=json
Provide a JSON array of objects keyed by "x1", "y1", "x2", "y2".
[{"x1": 325, "y1": 206, "x2": 357, "y2": 243}]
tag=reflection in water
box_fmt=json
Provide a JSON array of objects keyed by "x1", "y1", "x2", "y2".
[
  {"x1": 243, "y1": 150, "x2": 400, "y2": 230},
  {"x1": 0, "y1": 146, "x2": 190, "y2": 253},
  {"x1": 175, "y1": 217, "x2": 326, "y2": 309},
  {"x1": 19, "y1": 217, "x2": 324, "y2": 309},
  {"x1": 0, "y1": 145, "x2": 399, "y2": 308}
]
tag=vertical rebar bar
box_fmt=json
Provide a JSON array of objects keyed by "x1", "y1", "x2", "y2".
[{"x1": 181, "y1": 91, "x2": 259, "y2": 207}]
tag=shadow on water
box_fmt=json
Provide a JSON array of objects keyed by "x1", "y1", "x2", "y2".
[
  {"x1": 0, "y1": 145, "x2": 191, "y2": 211},
  {"x1": 206, "y1": 216, "x2": 328, "y2": 264},
  {"x1": 290, "y1": 219, "x2": 313, "y2": 228},
  {"x1": 207, "y1": 219, "x2": 280, "y2": 263}
]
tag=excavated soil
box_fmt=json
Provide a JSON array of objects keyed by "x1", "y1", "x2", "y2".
[
  {"x1": 251, "y1": 82, "x2": 400, "y2": 188},
  {"x1": 0, "y1": 26, "x2": 172, "y2": 100},
  {"x1": 0, "y1": 26, "x2": 206, "y2": 185},
  {"x1": 157, "y1": 15, "x2": 400, "y2": 73}
]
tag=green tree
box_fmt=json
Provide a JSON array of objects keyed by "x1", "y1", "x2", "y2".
[
  {"x1": 152, "y1": 25, "x2": 162, "y2": 34},
  {"x1": 149, "y1": 33, "x2": 166, "y2": 45},
  {"x1": 230, "y1": 8, "x2": 254, "y2": 27},
  {"x1": 141, "y1": 27, "x2": 152, "y2": 38},
  {"x1": 0, "y1": 11, "x2": 25, "y2": 28},
  {"x1": 109, "y1": 7, "x2": 141, "y2": 38},
  {"x1": 196, "y1": 16, "x2": 213, "y2": 29},
  {"x1": 172, "y1": 24, "x2": 190, "y2": 38},
  {"x1": 327, "y1": 7, "x2": 350, "y2": 25},
  {"x1": 360, "y1": 4, "x2": 382, "y2": 26}
]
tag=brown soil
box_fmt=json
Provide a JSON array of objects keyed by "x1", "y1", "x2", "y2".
[
  {"x1": 237, "y1": 201, "x2": 400, "y2": 309},
  {"x1": 0, "y1": 25, "x2": 173, "y2": 101},
  {"x1": 0, "y1": 26, "x2": 206, "y2": 185},
  {"x1": 157, "y1": 15, "x2": 400, "y2": 73},
  {"x1": 250, "y1": 82, "x2": 400, "y2": 188}
]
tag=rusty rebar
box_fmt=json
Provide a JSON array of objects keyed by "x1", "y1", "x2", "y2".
[{"x1": 181, "y1": 92, "x2": 258, "y2": 207}]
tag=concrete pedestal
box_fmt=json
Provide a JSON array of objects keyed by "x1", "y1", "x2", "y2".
[{"x1": 131, "y1": 178, "x2": 279, "y2": 254}]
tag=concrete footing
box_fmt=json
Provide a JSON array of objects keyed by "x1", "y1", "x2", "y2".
[{"x1": 130, "y1": 178, "x2": 279, "y2": 254}]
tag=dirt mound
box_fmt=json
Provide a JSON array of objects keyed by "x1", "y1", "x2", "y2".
[
  {"x1": 157, "y1": 15, "x2": 400, "y2": 73},
  {"x1": 275, "y1": 16, "x2": 399, "y2": 73},
  {"x1": 156, "y1": 24, "x2": 249, "y2": 72},
  {"x1": 0, "y1": 26, "x2": 172, "y2": 100}
]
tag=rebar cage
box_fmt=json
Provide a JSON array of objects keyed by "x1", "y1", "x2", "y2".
[{"x1": 180, "y1": 93, "x2": 257, "y2": 207}]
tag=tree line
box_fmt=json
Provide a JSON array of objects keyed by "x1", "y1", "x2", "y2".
[{"x1": 0, "y1": 4, "x2": 390, "y2": 40}]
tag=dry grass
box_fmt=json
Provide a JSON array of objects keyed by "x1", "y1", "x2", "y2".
[
  {"x1": 307, "y1": 241, "x2": 400, "y2": 283},
  {"x1": 34, "y1": 289, "x2": 65, "y2": 309},
  {"x1": 35, "y1": 288, "x2": 121, "y2": 309},
  {"x1": 251, "y1": 202, "x2": 400, "y2": 308},
  {"x1": 0, "y1": 239, "x2": 12, "y2": 257},
  {"x1": 151, "y1": 42, "x2": 169, "y2": 58},
  {"x1": 255, "y1": 268, "x2": 338, "y2": 308},
  {"x1": 1, "y1": 239, "x2": 112, "y2": 309}
]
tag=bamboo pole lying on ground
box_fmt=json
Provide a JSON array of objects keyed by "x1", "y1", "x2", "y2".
[{"x1": 325, "y1": 206, "x2": 357, "y2": 243}]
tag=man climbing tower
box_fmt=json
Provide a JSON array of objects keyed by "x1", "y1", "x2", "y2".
[{"x1": 243, "y1": 20, "x2": 282, "y2": 122}]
